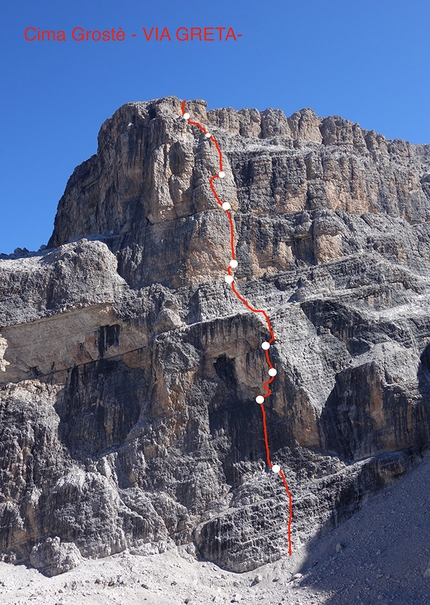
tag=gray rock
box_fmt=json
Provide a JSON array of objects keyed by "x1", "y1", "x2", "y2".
[
  {"x1": 29, "y1": 537, "x2": 82, "y2": 577},
  {"x1": 0, "y1": 96, "x2": 430, "y2": 575}
]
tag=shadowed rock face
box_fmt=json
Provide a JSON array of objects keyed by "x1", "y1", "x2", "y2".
[{"x1": 1, "y1": 96, "x2": 430, "y2": 573}]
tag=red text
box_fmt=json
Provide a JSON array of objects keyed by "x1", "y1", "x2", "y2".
[
  {"x1": 142, "y1": 27, "x2": 171, "y2": 41},
  {"x1": 71, "y1": 27, "x2": 126, "y2": 42},
  {"x1": 24, "y1": 27, "x2": 66, "y2": 41},
  {"x1": 176, "y1": 27, "x2": 240, "y2": 41}
]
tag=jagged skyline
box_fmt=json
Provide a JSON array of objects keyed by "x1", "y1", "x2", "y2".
[{"x1": 2, "y1": 0, "x2": 430, "y2": 254}]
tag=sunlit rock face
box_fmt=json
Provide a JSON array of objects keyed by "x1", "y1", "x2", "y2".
[{"x1": 1, "y1": 96, "x2": 430, "y2": 574}]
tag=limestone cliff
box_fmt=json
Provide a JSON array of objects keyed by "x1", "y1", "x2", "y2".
[{"x1": 1, "y1": 96, "x2": 430, "y2": 575}]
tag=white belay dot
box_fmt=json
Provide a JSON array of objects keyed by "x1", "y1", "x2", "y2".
[
  {"x1": 222, "y1": 202, "x2": 231, "y2": 210},
  {"x1": 268, "y1": 368, "x2": 277, "y2": 376},
  {"x1": 225, "y1": 275, "x2": 234, "y2": 284},
  {"x1": 272, "y1": 464, "x2": 281, "y2": 474},
  {"x1": 183, "y1": 112, "x2": 190, "y2": 120},
  {"x1": 262, "y1": 341, "x2": 270, "y2": 350},
  {"x1": 219, "y1": 171, "x2": 225, "y2": 178},
  {"x1": 256, "y1": 395, "x2": 264, "y2": 404},
  {"x1": 229, "y1": 259, "x2": 238, "y2": 268}
]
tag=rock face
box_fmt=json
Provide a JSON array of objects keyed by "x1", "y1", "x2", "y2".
[
  {"x1": 1, "y1": 96, "x2": 430, "y2": 574},
  {"x1": 29, "y1": 536, "x2": 83, "y2": 577}
]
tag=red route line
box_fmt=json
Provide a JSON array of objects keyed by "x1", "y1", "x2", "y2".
[{"x1": 181, "y1": 100, "x2": 293, "y2": 556}]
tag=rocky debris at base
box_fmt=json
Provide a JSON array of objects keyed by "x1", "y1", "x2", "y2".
[{"x1": 1, "y1": 453, "x2": 429, "y2": 604}]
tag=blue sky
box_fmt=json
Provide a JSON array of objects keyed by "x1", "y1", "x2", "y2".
[{"x1": 1, "y1": 0, "x2": 430, "y2": 254}]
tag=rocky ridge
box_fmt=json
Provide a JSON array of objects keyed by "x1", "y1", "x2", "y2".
[{"x1": 1, "y1": 97, "x2": 430, "y2": 578}]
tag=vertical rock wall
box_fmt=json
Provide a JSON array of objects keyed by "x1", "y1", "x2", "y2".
[{"x1": 0, "y1": 97, "x2": 430, "y2": 573}]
